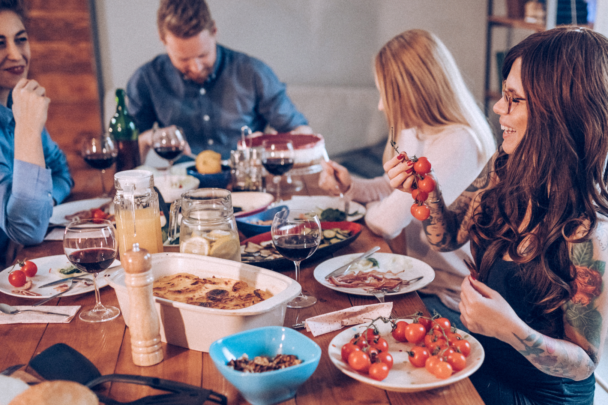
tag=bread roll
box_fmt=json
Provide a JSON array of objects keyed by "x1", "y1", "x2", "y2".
[
  {"x1": 9, "y1": 380, "x2": 98, "y2": 405},
  {"x1": 195, "y1": 150, "x2": 222, "y2": 174}
]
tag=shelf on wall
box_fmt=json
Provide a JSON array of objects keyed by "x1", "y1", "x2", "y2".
[{"x1": 488, "y1": 15, "x2": 546, "y2": 31}]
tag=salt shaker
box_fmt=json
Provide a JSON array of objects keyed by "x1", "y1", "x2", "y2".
[{"x1": 122, "y1": 243, "x2": 163, "y2": 366}]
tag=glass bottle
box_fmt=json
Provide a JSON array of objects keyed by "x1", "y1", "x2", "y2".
[
  {"x1": 114, "y1": 170, "x2": 163, "y2": 259},
  {"x1": 110, "y1": 89, "x2": 141, "y2": 172}
]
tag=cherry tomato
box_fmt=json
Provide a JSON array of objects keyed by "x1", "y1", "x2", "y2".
[
  {"x1": 341, "y1": 343, "x2": 361, "y2": 363},
  {"x1": 446, "y1": 351, "x2": 467, "y2": 371},
  {"x1": 21, "y1": 260, "x2": 37, "y2": 278},
  {"x1": 391, "y1": 321, "x2": 408, "y2": 342},
  {"x1": 413, "y1": 157, "x2": 432, "y2": 175},
  {"x1": 432, "y1": 318, "x2": 452, "y2": 334},
  {"x1": 411, "y1": 203, "x2": 430, "y2": 221},
  {"x1": 432, "y1": 361, "x2": 453, "y2": 379},
  {"x1": 348, "y1": 350, "x2": 371, "y2": 372},
  {"x1": 412, "y1": 189, "x2": 429, "y2": 202},
  {"x1": 453, "y1": 339, "x2": 471, "y2": 357},
  {"x1": 368, "y1": 361, "x2": 390, "y2": 381},
  {"x1": 417, "y1": 176, "x2": 436, "y2": 193},
  {"x1": 367, "y1": 346, "x2": 380, "y2": 360},
  {"x1": 418, "y1": 317, "x2": 433, "y2": 332},
  {"x1": 427, "y1": 339, "x2": 448, "y2": 355},
  {"x1": 425, "y1": 355, "x2": 442, "y2": 374},
  {"x1": 8, "y1": 270, "x2": 26, "y2": 287},
  {"x1": 424, "y1": 333, "x2": 438, "y2": 348},
  {"x1": 365, "y1": 327, "x2": 379, "y2": 341},
  {"x1": 377, "y1": 352, "x2": 393, "y2": 369},
  {"x1": 370, "y1": 337, "x2": 389, "y2": 353},
  {"x1": 408, "y1": 346, "x2": 430, "y2": 368},
  {"x1": 350, "y1": 336, "x2": 368, "y2": 349},
  {"x1": 446, "y1": 332, "x2": 463, "y2": 344},
  {"x1": 405, "y1": 323, "x2": 426, "y2": 344}
]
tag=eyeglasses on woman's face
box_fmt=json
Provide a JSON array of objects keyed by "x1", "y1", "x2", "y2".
[{"x1": 502, "y1": 80, "x2": 526, "y2": 114}]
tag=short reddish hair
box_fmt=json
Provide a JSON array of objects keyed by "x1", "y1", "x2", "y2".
[{"x1": 157, "y1": 0, "x2": 215, "y2": 40}]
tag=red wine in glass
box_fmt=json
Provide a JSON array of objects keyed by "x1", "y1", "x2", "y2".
[
  {"x1": 84, "y1": 153, "x2": 117, "y2": 171},
  {"x1": 274, "y1": 234, "x2": 319, "y2": 261},
  {"x1": 154, "y1": 146, "x2": 183, "y2": 161},
  {"x1": 68, "y1": 248, "x2": 116, "y2": 273},
  {"x1": 263, "y1": 157, "x2": 294, "y2": 176}
]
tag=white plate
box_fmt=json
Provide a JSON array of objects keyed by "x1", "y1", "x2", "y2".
[
  {"x1": 314, "y1": 253, "x2": 434, "y2": 296},
  {"x1": 0, "y1": 255, "x2": 120, "y2": 299},
  {"x1": 281, "y1": 196, "x2": 365, "y2": 222},
  {"x1": 328, "y1": 319, "x2": 484, "y2": 393},
  {"x1": 50, "y1": 198, "x2": 112, "y2": 226},
  {"x1": 231, "y1": 192, "x2": 275, "y2": 217},
  {"x1": 154, "y1": 174, "x2": 200, "y2": 203}
]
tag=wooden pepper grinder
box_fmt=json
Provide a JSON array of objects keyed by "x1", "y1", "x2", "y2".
[{"x1": 122, "y1": 243, "x2": 163, "y2": 366}]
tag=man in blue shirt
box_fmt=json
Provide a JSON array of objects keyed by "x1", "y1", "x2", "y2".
[{"x1": 127, "y1": 0, "x2": 312, "y2": 160}]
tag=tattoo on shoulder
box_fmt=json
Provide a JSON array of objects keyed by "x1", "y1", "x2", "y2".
[
  {"x1": 565, "y1": 240, "x2": 605, "y2": 348},
  {"x1": 513, "y1": 332, "x2": 594, "y2": 378}
]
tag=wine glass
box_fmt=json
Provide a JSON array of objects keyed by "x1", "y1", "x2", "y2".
[
  {"x1": 152, "y1": 125, "x2": 186, "y2": 174},
  {"x1": 63, "y1": 218, "x2": 120, "y2": 322},
  {"x1": 271, "y1": 209, "x2": 321, "y2": 308},
  {"x1": 82, "y1": 133, "x2": 117, "y2": 197},
  {"x1": 262, "y1": 139, "x2": 294, "y2": 202}
]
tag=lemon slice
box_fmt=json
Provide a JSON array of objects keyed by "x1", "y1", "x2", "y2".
[
  {"x1": 181, "y1": 236, "x2": 210, "y2": 255},
  {"x1": 207, "y1": 229, "x2": 232, "y2": 239},
  {"x1": 210, "y1": 236, "x2": 239, "y2": 259}
]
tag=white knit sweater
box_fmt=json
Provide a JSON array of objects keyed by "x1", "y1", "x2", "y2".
[{"x1": 345, "y1": 125, "x2": 489, "y2": 311}]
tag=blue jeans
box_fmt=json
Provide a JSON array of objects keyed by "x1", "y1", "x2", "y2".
[{"x1": 418, "y1": 292, "x2": 468, "y2": 333}]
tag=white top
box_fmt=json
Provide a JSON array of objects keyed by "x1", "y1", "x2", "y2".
[{"x1": 345, "y1": 125, "x2": 488, "y2": 311}]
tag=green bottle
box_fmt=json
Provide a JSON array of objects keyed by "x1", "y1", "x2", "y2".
[{"x1": 110, "y1": 89, "x2": 141, "y2": 172}]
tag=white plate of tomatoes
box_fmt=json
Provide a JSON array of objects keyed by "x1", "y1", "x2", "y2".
[
  {"x1": 50, "y1": 197, "x2": 113, "y2": 226},
  {"x1": 328, "y1": 317, "x2": 484, "y2": 393},
  {"x1": 0, "y1": 255, "x2": 119, "y2": 299}
]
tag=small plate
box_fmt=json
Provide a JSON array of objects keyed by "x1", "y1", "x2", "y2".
[
  {"x1": 50, "y1": 198, "x2": 112, "y2": 226},
  {"x1": 154, "y1": 174, "x2": 200, "y2": 203},
  {"x1": 314, "y1": 253, "x2": 435, "y2": 296},
  {"x1": 0, "y1": 255, "x2": 120, "y2": 299},
  {"x1": 281, "y1": 196, "x2": 365, "y2": 222},
  {"x1": 231, "y1": 192, "x2": 275, "y2": 217},
  {"x1": 240, "y1": 221, "x2": 362, "y2": 270},
  {"x1": 328, "y1": 320, "x2": 484, "y2": 393}
]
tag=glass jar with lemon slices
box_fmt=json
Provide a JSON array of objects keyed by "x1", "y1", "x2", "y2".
[{"x1": 169, "y1": 189, "x2": 241, "y2": 261}]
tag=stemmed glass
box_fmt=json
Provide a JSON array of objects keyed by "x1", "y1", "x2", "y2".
[
  {"x1": 271, "y1": 209, "x2": 321, "y2": 308},
  {"x1": 82, "y1": 133, "x2": 117, "y2": 197},
  {"x1": 63, "y1": 219, "x2": 120, "y2": 322},
  {"x1": 152, "y1": 125, "x2": 186, "y2": 174},
  {"x1": 262, "y1": 139, "x2": 294, "y2": 202}
]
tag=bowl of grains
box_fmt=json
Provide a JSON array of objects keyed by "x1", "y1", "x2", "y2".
[{"x1": 209, "y1": 326, "x2": 321, "y2": 405}]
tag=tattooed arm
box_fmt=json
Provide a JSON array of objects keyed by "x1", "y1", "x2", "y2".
[
  {"x1": 459, "y1": 219, "x2": 608, "y2": 380},
  {"x1": 384, "y1": 151, "x2": 499, "y2": 252}
]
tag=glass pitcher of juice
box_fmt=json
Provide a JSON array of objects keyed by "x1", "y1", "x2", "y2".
[
  {"x1": 114, "y1": 170, "x2": 163, "y2": 258},
  {"x1": 169, "y1": 188, "x2": 241, "y2": 261}
]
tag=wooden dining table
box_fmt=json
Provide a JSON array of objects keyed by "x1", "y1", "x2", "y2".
[{"x1": 0, "y1": 171, "x2": 484, "y2": 405}]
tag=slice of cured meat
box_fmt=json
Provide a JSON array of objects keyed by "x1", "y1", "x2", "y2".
[{"x1": 328, "y1": 270, "x2": 406, "y2": 290}]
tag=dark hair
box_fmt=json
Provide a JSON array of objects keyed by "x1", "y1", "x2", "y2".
[
  {"x1": 157, "y1": 0, "x2": 214, "y2": 39},
  {"x1": 469, "y1": 27, "x2": 608, "y2": 336},
  {"x1": 0, "y1": 0, "x2": 27, "y2": 21}
]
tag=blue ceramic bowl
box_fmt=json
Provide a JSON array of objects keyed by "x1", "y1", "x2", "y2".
[
  {"x1": 235, "y1": 205, "x2": 288, "y2": 238},
  {"x1": 209, "y1": 326, "x2": 321, "y2": 405},
  {"x1": 186, "y1": 165, "x2": 231, "y2": 189}
]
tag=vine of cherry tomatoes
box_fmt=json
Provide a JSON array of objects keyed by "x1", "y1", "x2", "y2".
[
  {"x1": 8, "y1": 259, "x2": 37, "y2": 288},
  {"x1": 340, "y1": 314, "x2": 472, "y2": 382},
  {"x1": 397, "y1": 153, "x2": 435, "y2": 221}
]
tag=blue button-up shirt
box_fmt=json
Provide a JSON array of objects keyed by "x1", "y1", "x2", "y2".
[
  {"x1": 0, "y1": 100, "x2": 73, "y2": 264},
  {"x1": 126, "y1": 44, "x2": 308, "y2": 159}
]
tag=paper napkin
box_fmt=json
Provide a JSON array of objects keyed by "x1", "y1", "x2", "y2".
[
  {"x1": 0, "y1": 306, "x2": 80, "y2": 324},
  {"x1": 305, "y1": 302, "x2": 392, "y2": 337}
]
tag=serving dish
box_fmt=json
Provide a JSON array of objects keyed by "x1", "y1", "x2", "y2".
[
  {"x1": 186, "y1": 165, "x2": 232, "y2": 189},
  {"x1": 154, "y1": 174, "x2": 200, "y2": 203},
  {"x1": 328, "y1": 319, "x2": 484, "y2": 393},
  {"x1": 235, "y1": 205, "x2": 288, "y2": 238},
  {"x1": 281, "y1": 196, "x2": 366, "y2": 222},
  {"x1": 209, "y1": 326, "x2": 321, "y2": 405},
  {"x1": 108, "y1": 252, "x2": 301, "y2": 352},
  {"x1": 240, "y1": 221, "x2": 362, "y2": 271},
  {"x1": 313, "y1": 253, "x2": 435, "y2": 296},
  {"x1": 231, "y1": 192, "x2": 275, "y2": 217},
  {"x1": 0, "y1": 255, "x2": 119, "y2": 299},
  {"x1": 50, "y1": 198, "x2": 112, "y2": 226}
]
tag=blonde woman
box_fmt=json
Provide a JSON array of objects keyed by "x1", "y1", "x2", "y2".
[{"x1": 319, "y1": 29, "x2": 495, "y2": 326}]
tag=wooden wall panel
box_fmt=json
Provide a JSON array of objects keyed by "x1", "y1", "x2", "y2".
[{"x1": 25, "y1": 0, "x2": 104, "y2": 199}]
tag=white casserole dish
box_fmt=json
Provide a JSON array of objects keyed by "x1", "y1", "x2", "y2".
[{"x1": 108, "y1": 252, "x2": 301, "y2": 352}]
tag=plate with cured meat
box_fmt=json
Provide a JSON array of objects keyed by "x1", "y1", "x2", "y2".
[
  {"x1": 313, "y1": 253, "x2": 434, "y2": 296},
  {"x1": 50, "y1": 197, "x2": 114, "y2": 226}
]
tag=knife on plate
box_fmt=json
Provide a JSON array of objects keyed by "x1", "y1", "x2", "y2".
[
  {"x1": 324, "y1": 246, "x2": 381, "y2": 280},
  {"x1": 38, "y1": 276, "x2": 91, "y2": 288}
]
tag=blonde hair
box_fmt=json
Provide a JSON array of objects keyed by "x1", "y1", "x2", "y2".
[{"x1": 376, "y1": 29, "x2": 495, "y2": 163}]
